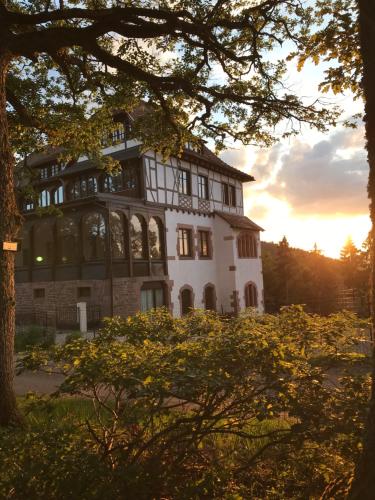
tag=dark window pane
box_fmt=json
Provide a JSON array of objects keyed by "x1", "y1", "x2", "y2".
[
  {"x1": 198, "y1": 175, "x2": 208, "y2": 199},
  {"x1": 82, "y1": 212, "x2": 106, "y2": 261},
  {"x1": 181, "y1": 288, "x2": 193, "y2": 315},
  {"x1": 56, "y1": 217, "x2": 79, "y2": 264},
  {"x1": 222, "y1": 183, "x2": 229, "y2": 205},
  {"x1": 34, "y1": 221, "x2": 54, "y2": 265},
  {"x1": 179, "y1": 169, "x2": 191, "y2": 195},
  {"x1": 204, "y1": 285, "x2": 215, "y2": 311}
]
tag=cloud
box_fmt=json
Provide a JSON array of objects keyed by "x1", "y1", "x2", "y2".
[{"x1": 231, "y1": 126, "x2": 368, "y2": 217}]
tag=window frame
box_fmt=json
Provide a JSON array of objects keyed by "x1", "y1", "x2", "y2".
[
  {"x1": 178, "y1": 169, "x2": 191, "y2": 196},
  {"x1": 197, "y1": 174, "x2": 209, "y2": 200},
  {"x1": 244, "y1": 283, "x2": 258, "y2": 308},
  {"x1": 178, "y1": 227, "x2": 193, "y2": 258},
  {"x1": 222, "y1": 183, "x2": 229, "y2": 205},
  {"x1": 198, "y1": 230, "x2": 211, "y2": 259}
]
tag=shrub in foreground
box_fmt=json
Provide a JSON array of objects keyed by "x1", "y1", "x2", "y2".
[{"x1": 2, "y1": 306, "x2": 370, "y2": 499}]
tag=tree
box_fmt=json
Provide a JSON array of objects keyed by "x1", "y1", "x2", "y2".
[
  {"x1": 340, "y1": 236, "x2": 361, "y2": 289},
  {"x1": 0, "y1": 1, "x2": 335, "y2": 425},
  {"x1": 296, "y1": 0, "x2": 375, "y2": 496}
]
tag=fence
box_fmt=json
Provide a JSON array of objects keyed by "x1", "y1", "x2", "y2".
[{"x1": 16, "y1": 304, "x2": 102, "y2": 331}]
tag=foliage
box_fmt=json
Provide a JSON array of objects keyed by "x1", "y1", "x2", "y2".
[
  {"x1": 3, "y1": 307, "x2": 368, "y2": 499},
  {"x1": 2, "y1": 0, "x2": 339, "y2": 165},
  {"x1": 262, "y1": 238, "x2": 344, "y2": 314},
  {"x1": 14, "y1": 325, "x2": 55, "y2": 353},
  {"x1": 64, "y1": 331, "x2": 83, "y2": 345}
]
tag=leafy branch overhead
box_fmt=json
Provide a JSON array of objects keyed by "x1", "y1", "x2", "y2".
[{"x1": 1, "y1": 0, "x2": 337, "y2": 160}]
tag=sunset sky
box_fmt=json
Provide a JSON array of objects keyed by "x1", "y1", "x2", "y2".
[{"x1": 220, "y1": 59, "x2": 370, "y2": 259}]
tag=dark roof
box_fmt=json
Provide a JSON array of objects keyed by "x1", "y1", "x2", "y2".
[
  {"x1": 183, "y1": 145, "x2": 254, "y2": 183},
  {"x1": 215, "y1": 211, "x2": 264, "y2": 231}
]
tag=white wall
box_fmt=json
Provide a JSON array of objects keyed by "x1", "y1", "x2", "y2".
[{"x1": 165, "y1": 210, "x2": 264, "y2": 316}]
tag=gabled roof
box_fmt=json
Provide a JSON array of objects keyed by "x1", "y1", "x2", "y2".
[
  {"x1": 183, "y1": 145, "x2": 254, "y2": 183},
  {"x1": 215, "y1": 211, "x2": 264, "y2": 231}
]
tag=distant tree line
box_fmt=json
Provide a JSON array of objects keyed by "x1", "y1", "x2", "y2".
[{"x1": 262, "y1": 236, "x2": 371, "y2": 316}]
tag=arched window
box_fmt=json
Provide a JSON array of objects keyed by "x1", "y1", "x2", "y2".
[
  {"x1": 180, "y1": 287, "x2": 194, "y2": 315},
  {"x1": 149, "y1": 217, "x2": 163, "y2": 259},
  {"x1": 34, "y1": 220, "x2": 54, "y2": 265},
  {"x1": 238, "y1": 232, "x2": 257, "y2": 258},
  {"x1": 56, "y1": 217, "x2": 78, "y2": 264},
  {"x1": 82, "y1": 212, "x2": 106, "y2": 261},
  {"x1": 15, "y1": 226, "x2": 31, "y2": 268},
  {"x1": 53, "y1": 185, "x2": 64, "y2": 205},
  {"x1": 110, "y1": 211, "x2": 126, "y2": 259},
  {"x1": 245, "y1": 283, "x2": 258, "y2": 308},
  {"x1": 204, "y1": 284, "x2": 216, "y2": 311},
  {"x1": 130, "y1": 214, "x2": 146, "y2": 259},
  {"x1": 39, "y1": 190, "x2": 50, "y2": 207}
]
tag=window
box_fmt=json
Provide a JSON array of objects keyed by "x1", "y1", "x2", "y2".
[
  {"x1": 229, "y1": 185, "x2": 236, "y2": 207},
  {"x1": 110, "y1": 211, "x2": 126, "y2": 259},
  {"x1": 53, "y1": 185, "x2": 64, "y2": 205},
  {"x1": 24, "y1": 201, "x2": 34, "y2": 211},
  {"x1": 178, "y1": 169, "x2": 191, "y2": 195},
  {"x1": 40, "y1": 166, "x2": 49, "y2": 179},
  {"x1": 51, "y1": 163, "x2": 60, "y2": 176},
  {"x1": 130, "y1": 214, "x2": 146, "y2": 259},
  {"x1": 82, "y1": 212, "x2": 106, "y2": 261},
  {"x1": 178, "y1": 228, "x2": 192, "y2": 257},
  {"x1": 103, "y1": 173, "x2": 123, "y2": 193},
  {"x1": 140, "y1": 282, "x2": 165, "y2": 312},
  {"x1": 222, "y1": 183, "x2": 229, "y2": 205},
  {"x1": 245, "y1": 283, "x2": 258, "y2": 308},
  {"x1": 149, "y1": 217, "x2": 162, "y2": 259},
  {"x1": 68, "y1": 176, "x2": 97, "y2": 200},
  {"x1": 39, "y1": 190, "x2": 50, "y2": 207},
  {"x1": 103, "y1": 162, "x2": 138, "y2": 195},
  {"x1": 180, "y1": 288, "x2": 193, "y2": 315},
  {"x1": 87, "y1": 177, "x2": 98, "y2": 195},
  {"x1": 198, "y1": 175, "x2": 208, "y2": 199},
  {"x1": 198, "y1": 230, "x2": 210, "y2": 258},
  {"x1": 56, "y1": 217, "x2": 78, "y2": 264},
  {"x1": 34, "y1": 221, "x2": 54, "y2": 265},
  {"x1": 238, "y1": 232, "x2": 257, "y2": 258},
  {"x1": 77, "y1": 287, "x2": 91, "y2": 298},
  {"x1": 204, "y1": 285, "x2": 216, "y2": 311},
  {"x1": 33, "y1": 288, "x2": 45, "y2": 299}
]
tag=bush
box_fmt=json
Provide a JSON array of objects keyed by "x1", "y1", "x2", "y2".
[
  {"x1": 64, "y1": 331, "x2": 82, "y2": 345},
  {"x1": 15, "y1": 326, "x2": 55, "y2": 353},
  {"x1": 10, "y1": 307, "x2": 370, "y2": 499}
]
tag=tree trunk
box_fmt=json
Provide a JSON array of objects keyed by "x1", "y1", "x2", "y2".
[
  {"x1": 0, "y1": 52, "x2": 22, "y2": 426},
  {"x1": 349, "y1": 0, "x2": 375, "y2": 497}
]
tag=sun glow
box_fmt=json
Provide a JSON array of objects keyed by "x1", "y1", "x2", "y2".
[{"x1": 248, "y1": 207, "x2": 371, "y2": 258}]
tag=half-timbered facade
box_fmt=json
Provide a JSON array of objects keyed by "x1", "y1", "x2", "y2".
[{"x1": 15, "y1": 114, "x2": 264, "y2": 324}]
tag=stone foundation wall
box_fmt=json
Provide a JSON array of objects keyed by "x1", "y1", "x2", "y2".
[{"x1": 16, "y1": 275, "x2": 171, "y2": 324}]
